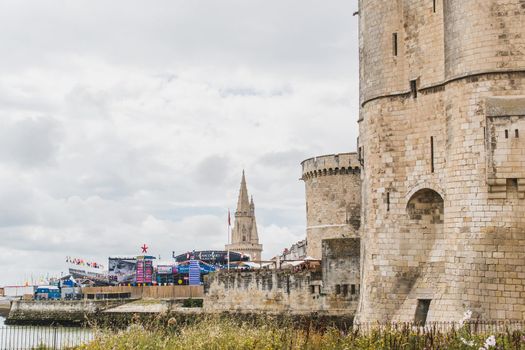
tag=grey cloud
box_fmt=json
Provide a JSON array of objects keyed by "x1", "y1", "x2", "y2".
[
  {"x1": 258, "y1": 150, "x2": 308, "y2": 168},
  {"x1": 0, "y1": 117, "x2": 62, "y2": 167},
  {"x1": 0, "y1": 1, "x2": 358, "y2": 285},
  {"x1": 192, "y1": 154, "x2": 232, "y2": 188},
  {"x1": 65, "y1": 86, "x2": 110, "y2": 120},
  {"x1": 0, "y1": 187, "x2": 38, "y2": 227},
  {"x1": 0, "y1": 1, "x2": 358, "y2": 77}
]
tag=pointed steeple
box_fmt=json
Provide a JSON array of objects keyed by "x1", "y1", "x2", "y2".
[
  {"x1": 226, "y1": 170, "x2": 263, "y2": 261},
  {"x1": 236, "y1": 170, "x2": 251, "y2": 215}
]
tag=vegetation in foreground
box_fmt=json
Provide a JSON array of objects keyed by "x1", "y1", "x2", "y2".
[{"x1": 71, "y1": 314, "x2": 525, "y2": 350}]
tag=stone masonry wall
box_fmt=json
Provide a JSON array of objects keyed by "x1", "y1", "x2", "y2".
[
  {"x1": 203, "y1": 270, "x2": 355, "y2": 316},
  {"x1": 322, "y1": 238, "x2": 360, "y2": 300},
  {"x1": 301, "y1": 153, "x2": 361, "y2": 259},
  {"x1": 358, "y1": 0, "x2": 525, "y2": 322},
  {"x1": 204, "y1": 238, "x2": 361, "y2": 316}
]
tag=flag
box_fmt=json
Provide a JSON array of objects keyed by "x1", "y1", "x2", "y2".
[{"x1": 228, "y1": 209, "x2": 231, "y2": 226}]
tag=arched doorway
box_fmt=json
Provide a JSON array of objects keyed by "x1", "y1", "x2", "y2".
[
  {"x1": 407, "y1": 189, "x2": 444, "y2": 228},
  {"x1": 405, "y1": 188, "x2": 444, "y2": 324}
]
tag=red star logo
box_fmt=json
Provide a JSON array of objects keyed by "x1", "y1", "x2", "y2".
[{"x1": 141, "y1": 244, "x2": 148, "y2": 254}]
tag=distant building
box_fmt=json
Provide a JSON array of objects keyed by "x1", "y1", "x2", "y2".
[
  {"x1": 280, "y1": 239, "x2": 307, "y2": 260},
  {"x1": 225, "y1": 171, "x2": 263, "y2": 261}
]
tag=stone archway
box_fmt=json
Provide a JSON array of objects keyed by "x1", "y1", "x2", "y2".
[
  {"x1": 406, "y1": 189, "x2": 444, "y2": 230},
  {"x1": 397, "y1": 189, "x2": 445, "y2": 323}
]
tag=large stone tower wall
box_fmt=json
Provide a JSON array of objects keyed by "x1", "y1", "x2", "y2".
[
  {"x1": 301, "y1": 153, "x2": 361, "y2": 259},
  {"x1": 358, "y1": 0, "x2": 525, "y2": 322}
]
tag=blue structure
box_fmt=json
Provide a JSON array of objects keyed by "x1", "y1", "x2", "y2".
[
  {"x1": 35, "y1": 286, "x2": 61, "y2": 300},
  {"x1": 188, "y1": 260, "x2": 201, "y2": 285}
]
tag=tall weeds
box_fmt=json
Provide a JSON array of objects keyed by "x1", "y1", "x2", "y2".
[{"x1": 76, "y1": 315, "x2": 525, "y2": 350}]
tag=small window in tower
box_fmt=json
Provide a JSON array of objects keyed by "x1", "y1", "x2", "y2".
[
  {"x1": 335, "y1": 285, "x2": 341, "y2": 295},
  {"x1": 507, "y1": 178, "x2": 518, "y2": 193},
  {"x1": 392, "y1": 33, "x2": 398, "y2": 56},
  {"x1": 415, "y1": 299, "x2": 432, "y2": 325},
  {"x1": 359, "y1": 147, "x2": 364, "y2": 165},
  {"x1": 505, "y1": 129, "x2": 509, "y2": 139},
  {"x1": 242, "y1": 235, "x2": 246, "y2": 242},
  {"x1": 351, "y1": 284, "x2": 356, "y2": 295},
  {"x1": 342, "y1": 284, "x2": 348, "y2": 296},
  {"x1": 430, "y1": 136, "x2": 435, "y2": 173},
  {"x1": 410, "y1": 80, "x2": 418, "y2": 98},
  {"x1": 433, "y1": 0, "x2": 436, "y2": 13},
  {"x1": 515, "y1": 129, "x2": 519, "y2": 138},
  {"x1": 386, "y1": 192, "x2": 390, "y2": 212}
]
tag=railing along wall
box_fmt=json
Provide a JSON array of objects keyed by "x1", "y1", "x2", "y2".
[
  {"x1": 352, "y1": 320, "x2": 525, "y2": 334},
  {"x1": 81, "y1": 285, "x2": 204, "y2": 300}
]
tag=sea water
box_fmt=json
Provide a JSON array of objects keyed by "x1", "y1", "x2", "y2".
[{"x1": 0, "y1": 315, "x2": 95, "y2": 349}]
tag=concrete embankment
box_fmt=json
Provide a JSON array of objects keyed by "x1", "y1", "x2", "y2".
[
  {"x1": 0, "y1": 299, "x2": 11, "y2": 318},
  {"x1": 6, "y1": 299, "x2": 205, "y2": 326},
  {"x1": 6, "y1": 299, "x2": 353, "y2": 330},
  {"x1": 6, "y1": 300, "x2": 132, "y2": 325}
]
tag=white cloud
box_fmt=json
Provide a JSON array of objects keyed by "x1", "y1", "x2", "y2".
[{"x1": 0, "y1": 1, "x2": 358, "y2": 285}]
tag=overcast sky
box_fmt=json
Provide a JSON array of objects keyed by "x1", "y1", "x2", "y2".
[{"x1": 0, "y1": 0, "x2": 359, "y2": 286}]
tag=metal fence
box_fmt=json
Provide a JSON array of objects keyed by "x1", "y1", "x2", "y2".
[
  {"x1": 0, "y1": 326, "x2": 94, "y2": 350},
  {"x1": 353, "y1": 320, "x2": 525, "y2": 334}
]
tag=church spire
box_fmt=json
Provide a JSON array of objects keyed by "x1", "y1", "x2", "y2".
[
  {"x1": 226, "y1": 170, "x2": 263, "y2": 261},
  {"x1": 236, "y1": 170, "x2": 251, "y2": 215}
]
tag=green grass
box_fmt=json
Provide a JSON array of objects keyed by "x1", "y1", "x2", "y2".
[{"x1": 73, "y1": 315, "x2": 525, "y2": 350}]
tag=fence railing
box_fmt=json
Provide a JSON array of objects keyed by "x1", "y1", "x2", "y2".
[
  {"x1": 81, "y1": 285, "x2": 204, "y2": 300},
  {"x1": 352, "y1": 320, "x2": 525, "y2": 334},
  {"x1": 0, "y1": 325, "x2": 94, "y2": 350}
]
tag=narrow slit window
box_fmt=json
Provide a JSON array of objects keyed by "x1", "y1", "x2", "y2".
[
  {"x1": 351, "y1": 284, "x2": 356, "y2": 295},
  {"x1": 386, "y1": 192, "x2": 390, "y2": 212},
  {"x1": 430, "y1": 136, "x2": 435, "y2": 173},
  {"x1": 335, "y1": 285, "x2": 341, "y2": 295},
  {"x1": 392, "y1": 33, "x2": 398, "y2": 56},
  {"x1": 515, "y1": 129, "x2": 519, "y2": 138},
  {"x1": 433, "y1": 0, "x2": 436, "y2": 13},
  {"x1": 410, "y1": 80, "x2": 417, "y2": 98},
  {"x1": 505, "y1": 129, "x2": 509, "y2": 139}
]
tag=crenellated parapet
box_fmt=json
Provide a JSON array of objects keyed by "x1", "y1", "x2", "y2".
[{"x1": 301, "y1": 153, "x2": 360, "y2": 180}]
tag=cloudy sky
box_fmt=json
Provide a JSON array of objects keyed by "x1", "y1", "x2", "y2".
[{"x1": 0, "y1": 0, "x2": 359, "y2": 285}]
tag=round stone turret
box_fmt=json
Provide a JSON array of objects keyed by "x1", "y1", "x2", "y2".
[{"x1": 301, "y1": 153, "x2": 361, "y2": 259}]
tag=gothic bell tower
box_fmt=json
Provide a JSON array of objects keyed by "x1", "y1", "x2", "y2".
[{"x1": 225, "y1": 171, "x2": 263, "y2": 261}]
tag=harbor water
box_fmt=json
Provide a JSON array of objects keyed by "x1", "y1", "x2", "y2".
[{"x1": 0, "y1": 316, "x2": 95, "y2": 349}]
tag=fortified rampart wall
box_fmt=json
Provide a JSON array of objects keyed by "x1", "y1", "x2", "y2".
[
  {"x1": 358, "y1": 0, "x2": 525, "y2": 322},
  {"x1": 204, "y1": 238, "x2": 360, "y2": 316},
  {"x1": 203, "y1": 269, "x2": 357, "y2": 316},
  {"x1": 301, "y1": 153, "x2": 361, "y2": 258}
]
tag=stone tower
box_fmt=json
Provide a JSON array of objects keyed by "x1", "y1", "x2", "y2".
[
  {"x1": 358, "y1": 0, "x2": 525, "y2": 322},
  {"x1": 301, "y1": 153, "x2": 361, "y2": 259},
  {"x1": 225, "y1": 171, "x2": 263, "y2": 261}
]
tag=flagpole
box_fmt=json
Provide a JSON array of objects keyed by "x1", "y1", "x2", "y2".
[{"x1": 227, "y1": 208, "x2": 231, "y2": 271}]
